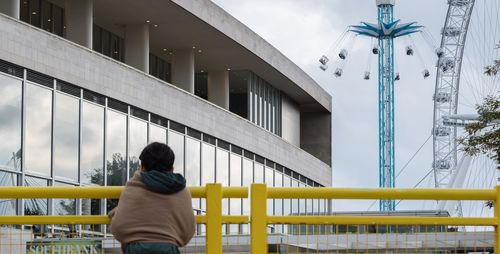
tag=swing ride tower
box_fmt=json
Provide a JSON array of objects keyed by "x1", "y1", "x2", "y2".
[{"x1": 349, "y1": 0, "x2": 422, "y2": 211}]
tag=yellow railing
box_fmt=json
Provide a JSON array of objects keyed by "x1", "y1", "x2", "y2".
[{"x1": 0, "y1": 184, "x2": 497, "y2": 253}]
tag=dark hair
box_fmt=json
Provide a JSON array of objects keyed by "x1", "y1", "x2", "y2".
[{"x1": 139, "y1": 142, "x2": 175, "y2": 171}]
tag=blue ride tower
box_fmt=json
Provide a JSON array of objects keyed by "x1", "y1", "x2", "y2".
[{"x1": 349, "y1": 0, "x2": 421, "y2": 211}]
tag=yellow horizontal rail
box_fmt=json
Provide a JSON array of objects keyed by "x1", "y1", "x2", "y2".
[
  {"x1": 196, "y1": 215, "x2": 249, "y2": 224},
  {"x1": 267, "y1": 187, "x2": 496, "y2": 200},
  {"x1": 222, "y1": 187, "x2": 248, "y2": 198},
  {"x1": 267, "y1": 215, "x2": 496, "y2": 226},
  {"x1": 0, "y1": 186, "x2": 207, "y2": 199}
]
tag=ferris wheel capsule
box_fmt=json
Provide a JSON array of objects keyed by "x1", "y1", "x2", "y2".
[
  {"x1": 372, "y1": 45, "x2": 379, "y2": 54},
  {"x1": 395, "y1": 72, "x2": 400, "y2": 81},
  {"x1": 364, "y1": 72, "x2": 370, "y2": 80},
  {"x1": 334, "y1": 68, "x2": 343, "y2": 77},
  {"x1": 319, "y1": 64, "x2": 328, "y2": 71},
  {"x1": 405, "y1": 46, "x2": 414, "y2": 56},
  {"x1": 319, "y1": 55, "x2": 329, "y2": 65},
  {"x1": 435, "y1": 48, "x2": 444, "y2": 58},
  {"x1": 339, "y1": 49, "x2": 348, "y2": 60},
  {"x1": 423, "y1": 69, "x2": 430, "y2": 78}
]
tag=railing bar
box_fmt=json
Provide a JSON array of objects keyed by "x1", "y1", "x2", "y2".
[
  {"x1": 267, "y1": 188, "x2": 496, "y2": 200},
  {"x1": 266, "y1": 216, "x2": 497, "y2": 226}
]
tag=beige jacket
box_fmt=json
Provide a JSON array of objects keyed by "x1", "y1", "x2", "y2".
[{"x1": 109, "y1": 171, "x2": 196, "y2": 247}]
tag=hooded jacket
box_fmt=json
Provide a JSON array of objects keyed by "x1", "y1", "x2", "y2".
[{"x1": 109, "y1": 170, "x2": 196, "y2": 247}]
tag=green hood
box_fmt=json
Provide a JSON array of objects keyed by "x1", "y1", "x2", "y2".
[{"x1": 141, "y1": 170, "x2": 186, "y2": 194}]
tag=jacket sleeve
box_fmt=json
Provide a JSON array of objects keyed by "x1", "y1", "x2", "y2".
[
  {"x1": 179, "y1": 190, "x2": 197, "y2": 247},
  {"x1": 179, "y1": 211, "x2": 196, "y2": 247}
]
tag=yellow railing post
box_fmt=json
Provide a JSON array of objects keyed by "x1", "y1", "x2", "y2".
[
  {"x1": 251, "y1": 184, "x2": 268, "y2": 254},
  {"x1": 206, "y1": 183, "x2": 222, "y2": 254},
  {"x1": 495, "y1": 186, "x2": 500, "y2": 253}
]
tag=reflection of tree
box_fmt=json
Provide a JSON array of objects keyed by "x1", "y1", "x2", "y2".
[{"x1": 58, "y1": 153, "x2": 138, "y2": 215}]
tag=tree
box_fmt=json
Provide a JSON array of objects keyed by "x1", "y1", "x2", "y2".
[
  {"x1": 484, "y1": 43, "x2": 500, "y2": 76},
  {"x1": 460, "y1": 42, "x2": 500, "y2": 209}
]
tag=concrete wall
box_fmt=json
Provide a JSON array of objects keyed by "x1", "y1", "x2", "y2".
[
  {"x1": 300, "y1": 112, "x2": 332, "y2": 167},
  {"x1": 281, "y1": 94, "x2": 300, "y2": 147},
  {"x1": 0, "y1": 14, "x2": 332, "y2": 186},
  {"x1": 172, "y1": 0, "x2": 331, "y2": 112}
]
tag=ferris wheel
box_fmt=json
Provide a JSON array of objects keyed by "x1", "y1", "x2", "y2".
[{"x1": 432, "y1": 0, "x2": 499, "y2": 217}]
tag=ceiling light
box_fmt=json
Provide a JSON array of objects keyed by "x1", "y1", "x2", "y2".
[
  {"x1": 198, "y1": 49, "x2": 202, "y2": 53},
  {"x1": 169, "y1": 52, "x2": 172, "y2": 55},
  {"x1": 31, "y1": 11, "x2": 37, "y2": 15},
  {"x1": 154, "y1": 24, "x2": 158, "y2": 27},
  {"x1": 192, "y1": 46, "x2": 196, "y2": 49},
  {"x1": 146, "y1": 20, "x2": 150, "y2": 23},
  {"x1": 163, "y1": 48, "x2": 167, "y2": 52},
  {"x1": 47, "y1": 19, "x2": 51, "y2": 22},
  {"x1": 201, "y1": 70, "x2": 204, "y2": 73},
  {"x1": 227, "y1": 68, "x2": 231, "y2": 71}
]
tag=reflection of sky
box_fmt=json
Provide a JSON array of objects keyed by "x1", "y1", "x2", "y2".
[
  {"x1": 129, "y1": 117, "x2": 147, "y2": 174},
  {"x1": 0, "y1": 75, "x2": 22, "y2": 169},
  {"x1": 106, "y1": 110, "x2": 127, "y2": 162},
  {"x1": 54, "y1": 93, "x2": 79, "y2": 180},
  {"x1": 25, "y1": 83, "x2": 52, "y2": 175},
  {"x1": 81, "y1": 102, "x2": 105, "y2": 184},
  {"x1": 169, "y1": 130, "x2": 185, "y2": 173}
]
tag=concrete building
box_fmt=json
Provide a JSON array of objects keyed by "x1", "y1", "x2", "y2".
[{"x1": 0, "y1": 0, "x2": 332, "y2": 235}]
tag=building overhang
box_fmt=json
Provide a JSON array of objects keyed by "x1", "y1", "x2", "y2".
[{"x1": 79, "y1": 0, "x2": 331, "y2": 112}]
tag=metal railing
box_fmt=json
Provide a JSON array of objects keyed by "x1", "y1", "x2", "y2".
[{"x1": 0, "y1": 184, "x2": 497, "y2": 253}]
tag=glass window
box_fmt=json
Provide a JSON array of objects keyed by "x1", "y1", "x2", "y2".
[
  {"x1": 26, "y1": 83, "x2": 52, "y2": 176},
  {"x1": 254, "y1": 162, "x2": 264, "y2": 183},
  {"x1": 54, "y1": 93, "x2": 79, "y2": 181},
  {"x1": 168, "y1": 131, "x2": 184, "y2": 174},
  {"x1": 229, "y1": 154, "x2": 242, "y2": 234},
  {"x1": 265, "y1": 166, "x2": 274, "y2": 217},
  {"x1": 106, "y1": 110, "x2": 127, "y2": 213},
  {"x1": 106, "y1": 110, "x2": 127, "y2": 186},
  {"x1": 150, "y1": 124, "x2": 167, "y2": 143},
  {"x1": 216, "y1": 148, "x2": 229, "y2": 216},
  {"x1": 201, "y1": 143, "x2": 215, "y2": 185},
  {"x1": 299, "y1": 183, "x2": 306, "y2": 214},
  {"x1": 81, "y1": 102, "x2": 104, "y2": 185},
  {"x1": 229, "y1": 71, "x2": 249, "y2": 119},
  {"x1": 241, "y1": 158, "x2": 253, "y2": 233},
  {"x1": 54, "y1": 182, "x2": 76, "y2": 215},
  {"x1": 129, "y1": 118, "x2": 147, "y2": 176},
  {"x1": 0, "y1": 75, "x2": 22, "y2": 172},
  {"x1": 0, "y1": 171, "x2": 18, "y2": 215},
  {"x1": 185, "y1": 138, "x2": 201, "y2": 186},
  {"x1": 291, "y1": 179, "x2": 299, "y2": 215},
  {"x1": 24, "y1": 176, "x2": 48, "y2": 215}
]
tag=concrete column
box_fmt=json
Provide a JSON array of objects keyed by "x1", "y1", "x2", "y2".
[
  {"x1": 207, "y1": 71, "x2": 230, "y2": 109},
  {"x1": 65, "y1": 0, "x2": 93, "y2": 48},
  {"x1": 125, "y1": 24, "x2": 149, "y2": 72},
  {"x1": 0, "y1": 0, "x2": 20, "y2": 19},
  {"x1": 171, "y1": 49, "x2": 195, "y2": 93}
]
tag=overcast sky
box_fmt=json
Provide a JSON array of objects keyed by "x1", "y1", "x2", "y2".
[{"x1": 210, "y1": 0, "x2": 482, "y2": 211}]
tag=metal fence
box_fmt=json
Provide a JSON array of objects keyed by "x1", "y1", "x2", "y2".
[{"x1": 0, "y1": 184, "x2": 497, "y2": 253}]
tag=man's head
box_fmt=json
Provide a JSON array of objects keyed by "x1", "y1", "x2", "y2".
[{"x1": 139, "y1": 142, "x2": 175, "y2": 172}]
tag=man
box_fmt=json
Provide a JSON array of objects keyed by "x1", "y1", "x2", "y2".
[{"x1": 109, "y1": 142, "x2": 196, "y2": 254}]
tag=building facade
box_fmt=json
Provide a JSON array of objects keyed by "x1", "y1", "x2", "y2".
[{"x1": 0, "y1": 0, "x2": 332, "y2": 234}]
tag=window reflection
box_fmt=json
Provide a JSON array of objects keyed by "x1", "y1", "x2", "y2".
[
  {"x1": 168, "y1": 131, "x2": 184, "y2": 174},
  {"x1": 24, "y1": 176, "x2": 48, "y2": 215},
  {"x1": 241, "y1": 158, "x2": 253, "y2": 234},
  {"x1": 150, "y1": 124, "x2": 167, "y2": 143},
  {"x1": 216, "y1": 148, "x2": 229, "y2": 216},
  {"x1": 0, "y1": 171, "x2": 17, "y2": 215},
  {"x1": 129, "y1": 118, "x2": 147, "y2": 176},
  {"x1": 254, "y1": 162, "x2": 264, "y2": 183},
  {"x1": 185, "y1": 138, "x2": 201, "y2": 212},
  {"x1": 0, "y1": 75, "x2": 22, "y2": 172},
  {"x1": 229, "y1": 154, "x2": 242, "y2": 234},
  {"x1": 54, "y1": 93, "x2": 79, "y2": 181},
  {"x1": 201, "y1": 143, "x2": 215, "y2": 185},
  {"x1": 106, "y1": 110, "x2": 127, "y2": 213},
  {"x1": 81, "y1": 102, "x2": 104, "y2": 185},
  {"x1": 26, "y1": 83, "x2": 52, "y2": 176}
]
